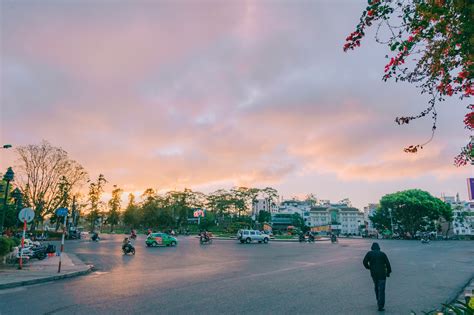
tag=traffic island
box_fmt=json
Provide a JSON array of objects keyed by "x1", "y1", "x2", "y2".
[{"x1": 0, "y1": 253, "x2": 93, "y2": 290}]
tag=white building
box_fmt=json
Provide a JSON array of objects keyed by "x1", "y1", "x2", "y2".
[
  {"x1": 443, "y1": 194, "x2": 474, "y2": 236},
  {"x1": 276, "y1": 200, "x2": 312, "y2": 225},
  {"x1": 363, "y1": 203, "x2": 378, "y2": 234},
  {"x1": 252, "y1": 198, "x2": 279, "y2": 217},
  {"x1": 308, "y1": 204, "x2": 364, "y2": 235}
]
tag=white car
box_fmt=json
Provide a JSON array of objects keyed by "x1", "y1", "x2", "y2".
[{"x1": 237, "y1": 229, "x2": 270, "y2": 244}]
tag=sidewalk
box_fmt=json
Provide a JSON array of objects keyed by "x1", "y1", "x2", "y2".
[
  {"x1": 0, "y1": 253, "x2": 93, "y2": 290},
  {"x1": 453, "y1": 277, "x2": 474, "y2": 308}
]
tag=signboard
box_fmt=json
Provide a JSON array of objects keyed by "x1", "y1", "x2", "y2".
[
  {"x1": 467, "y1": 178, "x2": 474, "y2": 200},
  {"x1": 311, "y1": 225, "x2": 330, "y2": 232},
  {"x1": 55, "y1": 207, "x2": 68, "y2": 217},
  {"x1": 18, "y1": 208, "x2": 35, "y2": 223},
  {"x1": 193, "y1": 209, "x2": 205, "y2": 217}
]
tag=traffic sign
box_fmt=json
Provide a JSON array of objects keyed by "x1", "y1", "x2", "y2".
[
  {"x1": 56, "y1": 207, "x2": 68, "y2": 217},
  {"x1": 18, "y1": 208, "x2": 35, "y2": 223}
]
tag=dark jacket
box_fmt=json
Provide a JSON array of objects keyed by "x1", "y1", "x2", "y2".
[{"x1": 363, "y1": 243, "x2": 392, "y2": 280}]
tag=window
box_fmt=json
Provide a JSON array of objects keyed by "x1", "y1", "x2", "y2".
[
  {"x1": 244, "y1": 231, "x2": 249, "y2": 235},
  {"x1": 250, "y1": 231, "x2": 256, "y2": 235}
]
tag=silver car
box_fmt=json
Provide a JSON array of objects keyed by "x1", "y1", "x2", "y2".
[{"x1": 237, "y1": 229, "x2": 270, "y2": 244}]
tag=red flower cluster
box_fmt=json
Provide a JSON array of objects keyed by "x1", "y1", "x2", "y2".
[
  {"x1": 465, "y1": 84, "x2": 474, "y2": 96},
  {"x1": 384, "y1": 49, "x2": 408, "y2": 78},
  {"x1": 437, "y1": 82, "x2": 454, "y2": 96},
  {"x1": 454, "y1": 142, "x2": 473, "y2": 167},
  {"x1": 343, "y1": 31, "x2": 363, "y2": 51},
  {"x1": 464, "y1": 110, "x2": 474, "y2": 130}
]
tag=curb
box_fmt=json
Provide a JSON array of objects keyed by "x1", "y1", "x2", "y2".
[{"x1": 0, "y1": 259, "x2": 94, "y2": 290}]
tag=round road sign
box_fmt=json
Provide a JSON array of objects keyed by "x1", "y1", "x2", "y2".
[
  {"x1": 18, "y1": 208, "x2": 35, "y2": 223},
  {"x1": 55, "y1": 207, "x2": 68, "y2": 217}
]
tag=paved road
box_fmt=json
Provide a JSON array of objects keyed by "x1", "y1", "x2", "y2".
[{"x1": 0, "y1": 236, "x2": 472, "y2": 315}]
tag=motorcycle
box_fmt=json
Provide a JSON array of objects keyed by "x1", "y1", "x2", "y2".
[
  {"x1": 331, "y1": 235, "x2": 338, "y2": 244},
  {"x1": 299, "y1": 234, "x2": 315, "y2": 243},
  {"x1": 91, "y1": 233, "x2": 100, "y2": 242},
  {"x1": 122, "y1": 242, "x2": 136, "y2": 255},
  {"x1": 15, "y1": 243, "x2": 47, "y2": 261},
  {"x1": 421, "y1": 238, "x2": 430, "y2": 244},
  {"x1": 200, "y1": 233, "x2": 212, "y2": 245},
  {"x1": 130, "y1": 233, "x2": 137, "y2": 240}
]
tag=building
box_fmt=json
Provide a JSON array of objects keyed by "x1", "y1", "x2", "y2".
[
  {"x1": 443, "y1": 194, "x2": 474, "y2": 236},
  {"x1": 271, "y1": 213, "x2": 295, "y2": 231},
  {"x1": 363, "y1": 203, "x2": 378, "y2": 235},
  {"x1": 308, "y1": 203, "x2": 364, "y2": 235},
  {"x1": 277, "y1": 200, "x2": 312, "y2": 225},
  {"x1": 252, "y1": 198, "x2": 279, "y2": 217}
]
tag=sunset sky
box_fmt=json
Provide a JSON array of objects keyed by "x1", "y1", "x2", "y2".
[{"x1": 1, "y1": 0, "x2": 471, "y2": 209}]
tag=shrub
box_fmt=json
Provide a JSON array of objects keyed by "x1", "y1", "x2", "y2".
[{"x1": 0, "y1": 237, "x2": 16, "y2": 257}]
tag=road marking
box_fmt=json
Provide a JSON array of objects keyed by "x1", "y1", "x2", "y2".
[{"x1": 0, "y1": 287, "x2": 26, "y2": 295}]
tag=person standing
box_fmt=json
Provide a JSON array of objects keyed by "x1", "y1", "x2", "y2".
[{"x1": 363, "y1": 242, "x2": 392, "y2": 311}]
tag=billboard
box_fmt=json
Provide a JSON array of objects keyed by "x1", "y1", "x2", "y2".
[
  {"x1": 311, "y1": 225, "x2": 330, "y2": 232},
  {"x1": 468, "y1": 178, "x2": 474, "y2": 200}
]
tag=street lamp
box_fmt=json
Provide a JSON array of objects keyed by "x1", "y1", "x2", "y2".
[
  {"x1": 1, "y1": 167, "x2": 15, "y2": 233},
  {"x1": 388, "y1": 208, "x2": 394, "y2": 236}
]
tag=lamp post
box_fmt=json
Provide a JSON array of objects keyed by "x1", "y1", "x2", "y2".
[
  {"x1": 1, "y1": 167, "x2": 15, "y2": 233},
  {"x1": 388, "y1": 208, "x2": 394, "y2": 236}
]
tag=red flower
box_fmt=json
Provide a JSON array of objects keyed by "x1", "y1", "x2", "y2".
[
  {"x1": 458, "y1": 71, "x2": 469, "y2": 80},
  {"x1": 367, "y1": 10, "x2": 374, "y2": 17}
]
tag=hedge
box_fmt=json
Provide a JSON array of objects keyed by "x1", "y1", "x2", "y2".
[{"x1": 0, "y1": 237, "x2": 20, "y2": 257}]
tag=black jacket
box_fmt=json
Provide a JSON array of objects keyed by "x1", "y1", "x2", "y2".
[{"x1": 363, "y1": 243, "x2": 392, "y2": 280}]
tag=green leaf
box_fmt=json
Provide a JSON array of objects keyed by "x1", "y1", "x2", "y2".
[{"x1": 391, "y1": 42, "x2": 400, "y2": 51}]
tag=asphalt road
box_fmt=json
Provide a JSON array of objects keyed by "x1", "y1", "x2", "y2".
[{"x1": 0, "y1": 236, "x2": 472, "y2": 315}]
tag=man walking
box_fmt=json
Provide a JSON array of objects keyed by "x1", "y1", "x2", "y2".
[{"x1": 363, "y1": 242, "x2": 392, "y2": 311}]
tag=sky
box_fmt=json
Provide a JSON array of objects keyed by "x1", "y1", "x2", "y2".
[{"x1": 0, "y1": 0, "x2": 472, "y2": 209}]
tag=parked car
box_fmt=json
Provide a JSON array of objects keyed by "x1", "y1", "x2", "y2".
[
  {"x1": 237, "y1": 229, "x2": 270, "y2": 244},
  {"x1": 145, "y1": 233, "x2": 178, "y2": 247}
]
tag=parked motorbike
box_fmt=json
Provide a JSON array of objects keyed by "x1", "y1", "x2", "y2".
[
  {"x1": 15, "y1": 243, "x2": 47, "y2": 261},
  {"x1": 30, "y1": 244, "x2": 47, "y2": 260}
]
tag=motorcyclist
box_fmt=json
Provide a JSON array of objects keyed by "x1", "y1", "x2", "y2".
[
  {"x1": 331, "y1": 234, "x2": 337, "y2": 243},
  {"x1": 130, "y1": 229, "x2": 137, "y2": 240},
  {"x1": 299, "y1": 232, "x2": 305, "y2": 242},
  {"x1": 308, "y1": 232, "x2": 315, "y2": 242},
  {"x1": 200, "y1": 231, "x2": 210, "y2": 243},
  {"x1": 122, "y1": 237, "x2": 134, "y2": 253},
  {"x1": 91, "y1": 232, "x2": 99, "y2": 241}
]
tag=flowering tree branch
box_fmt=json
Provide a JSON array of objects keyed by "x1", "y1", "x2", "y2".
[{"x1": 344, "y1": 0, "x2": 473, "y2": 166}]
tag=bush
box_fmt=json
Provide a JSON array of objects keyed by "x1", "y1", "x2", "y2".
[{"x1": 0, "y1": 237, "x2": 17, "y2": 257}]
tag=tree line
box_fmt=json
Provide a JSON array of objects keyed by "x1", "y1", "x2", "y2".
[
  {"x1": 0, "y1": 141, "x2": 279, "y2": 233},
  {"x1": 1, "y1": 141, "x2": 456, "y2": 237}
]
